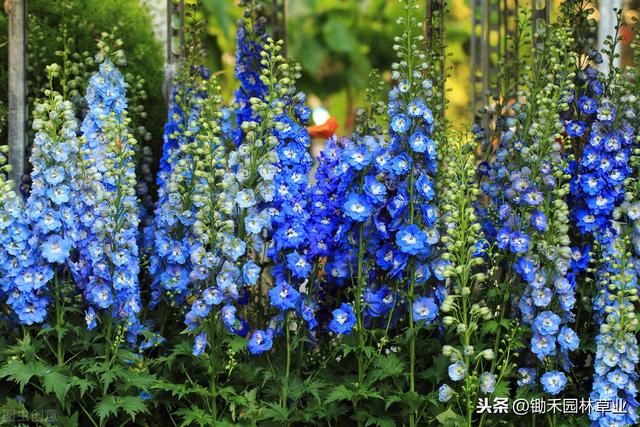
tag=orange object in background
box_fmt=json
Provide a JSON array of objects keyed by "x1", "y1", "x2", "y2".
[{"x1": 308, "y1": 117, "x2": 338, "y2": 139}]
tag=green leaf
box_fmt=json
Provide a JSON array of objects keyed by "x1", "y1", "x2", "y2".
[
  {"x1": 94, "y1": 395, "x2": 118, "y2": 424},
  {"x1": 176, "y1": 406, "x2": 214, "y2": 427},
  {"x1": 322, "y1": 18, "x2": 358, "y2": 54},
  {"x1": 0, "y1": 360, "x2": 45, "y2": 392},
  {"x1": 117, "y1": 395, "x2": 149, "y2": 420},
  {"x1": 325, "y1": 384, "x2": 355, "y2": 404},
  {"x1": 69, "y1": 376, "x2": 95, "y2": 398},
  {"x1": 435, "y1": 407, "x2": 466, "y2": 426},
  {"x1": 369, "y1": 353, "x2": 405, "y2": 383},
  {"x1": 41, "y1": 368, "x2": 71, "y2": 404},
  {"x1": 365, "y1": 416, "x2": 396, "y2": 427}
]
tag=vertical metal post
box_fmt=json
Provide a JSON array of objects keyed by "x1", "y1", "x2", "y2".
[
  {"x1": 164, "y1": 0, "x2": 184, "y2": 100},
  {"x1": 8, "y1": 0, "x2": 27, "y2": 184},
  {"x1": 598, "y1": 0, "x2": 622, "y2": 75}
]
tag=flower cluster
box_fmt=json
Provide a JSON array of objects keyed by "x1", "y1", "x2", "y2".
[
  {"x1": 481, "y1": 25, "x2": 580, "y2": 393},
  {"x1": 588, "y1": 237, "x2": 639, "y2": 426},
  {"x1": 148, "y1": 65, "x2": 210, "y2": 307},
  {"x1": 232, "y1": 0, "x2": 268, "y2": 145},
  {"x1": 72, "y1": 59, "x2": 142, "y2": 335},
  {"x1": 567, "y1": 66, "x2": 634, "y2": 240}
]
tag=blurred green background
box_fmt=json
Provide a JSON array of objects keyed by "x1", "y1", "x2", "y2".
[{"x1": 199, "y1": 0, "x2": 475, "y2": 133}]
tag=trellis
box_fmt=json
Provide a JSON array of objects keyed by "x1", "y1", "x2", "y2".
[
  {"x1": 4, "y1": 0, "x2": 626, "y2": 180},
  {"x1": 470, "y1": 0, "x2": 551, "y2": 134}
]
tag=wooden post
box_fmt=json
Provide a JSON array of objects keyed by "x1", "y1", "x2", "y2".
[{"x1": 7, "y1": 0, "x2": 27, "y2": 184}]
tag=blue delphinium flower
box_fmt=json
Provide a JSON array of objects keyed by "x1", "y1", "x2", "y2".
[
  {"x1": 72, "y1": 58, "x2": 142, "y2": 337},
  {"x1": 328, "y1": 303, "x2": 356, "y2": 335},
  {"x1": 148, "y1": 65, "x2": 210, "y2": 308},
  {"x1": 540, "y1": 371, "x2": 567, "y2": 395},
  {"x1": 448, "y1": 361, "x2": 467, "y2": 382},
  {"x1": 480, "y1": 26, "x2": 580, "y2": 390},
  {"x1": 5, "y1": 69, "x2": 83, "y2": 324},
  {"x1": 412, "y1": 296, "x2": 437, "y2": 324},
  {"x1": 248, "y1": 329, "x2": 273, "y2": 355}
]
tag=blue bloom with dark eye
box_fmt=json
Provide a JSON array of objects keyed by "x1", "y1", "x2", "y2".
[
  {"x1": 248, "y1": 329, "x2": 273, "y2": 355},
  {"x1": 509, "y1": 232, "x2": 530, "y2": 254},
  {"x1": 343, "y1": 192, "x2": 372, "y2": 222},
  {"x1": 328, "y1": 303, "x2": 356, "y2": 335},
  {"x1": 566, "y1": 120, "x2": 586, "y2": 137},
  {"x1": 578, "y1": 96, "x2": 597, "y2": 114},
  {"x1": 448, "y1": 361, "x2": 467, "y2": 381},
  {"x1": 268, "y1": 282, "x2": 300, "y2": 311},
  {"x1": 531, "y1": 211, "x2": 547, "y2": 232},
  {"x1": 390, "y1": 114, "x2": 411, "y2": 133},
  {"x1": 533, "y1": 311, "x2": 561, "y2": 335},
  {"x1": 363, "y1": 175, "x2": 387, "y2": 204},
  {"x1": 413, "y1": 296, "x2": 437, "y2": 323},
  {"x1": 396, "y1": 224, "x2": 427, "y2": 255},
  {"x1": 192, "y1": 331, "x2": 208, "y2": 356},
  {"x1": 540, "y1": 371, "x2": 566, "y2": 395},
  {"x1": 202, "y1": 287, "x2": 223, "y2": 306}
]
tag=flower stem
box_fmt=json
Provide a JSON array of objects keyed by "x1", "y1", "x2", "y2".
[{"x1": 54, "y1": 271, "x2": 64, "y2": 367}]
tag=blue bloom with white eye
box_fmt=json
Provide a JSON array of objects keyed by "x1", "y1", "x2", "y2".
[
  {"x1": 413, "y1": 296, "x2": 437, "y2": 323},
  {"x1": 85, "y1": 307, "x2": 97, "y2": 331},
  {"x1": 480, "y1": 372, "x2": 496, "y2": 394},
  {"x1": 565, "y1": 120, "x2": 586, "y2": 137},
  {"x1": 517, "y1": 368, "x2": 536, "y2": 387},
  {"x1": 363, "y1": 175, "x2": 387, "y2": 204},
  {"x1": 540, "y1": 371, "x2": 566, "y2": 395},
  {"x1": 396, "y1": 224, "x2": 427, "y2": 256},
  {"x1": 343, "y1": 192, "x2": 372, "y2": 222},
  {"x1": 533, "y1": 311, "x2": 561, "y2": 335},
  {"x1": 248, "y1": 329, "x2": 273, "y2": 355},
  {"x1": 242, "y1": 261, "x2": 261, "y2": 286},
  {"x1": 438, "y1": 384, "x2": 454, "y2": 402},
  {"x1": 448, "y1": 361, "x2": 466, "y2": 381},
  {"x1": 578, "y1": 95, "x2": 597, "y2": 114},
  {"x1": 286, "y1": 251, "x2": 312, "y2": 279},
  {"x1": 531, "y1": 211, "x2": 547, "y2": 232},
  {"x1": 328, "y1": 303, "x2": 356, "y2": 335},
  {"x1": 408, "y1": 132, "x2": 431, "y2": 153},
  {"x1": 416, "y1": 174, "x2": 435, "y2": 200},
  {"x1": 508, "y1": 232, "x2": 530, "y2": 254},
  {"x1": 390, "y1": 114, "x2": 411, "y2": 133},
  {"x1": 192, "y1": 331, "x2": 208, "y2": 356},
  {"x1": 557, "y1": 326, "x2": 579, "y2": 352},
  {"x1": 268, "y1": 282, "x2": 300, "y2": 311}
]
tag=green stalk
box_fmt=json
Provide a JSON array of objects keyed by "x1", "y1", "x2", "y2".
[
  {"x1": 54, "y1": 272, "x2": 64, "y2": 367},
  {"x1": 408, "y1": 162, "x2": 417, "y2": 427},
  {"x1": 209, "y1": 315, "x2": 218, "y2": 420}
]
